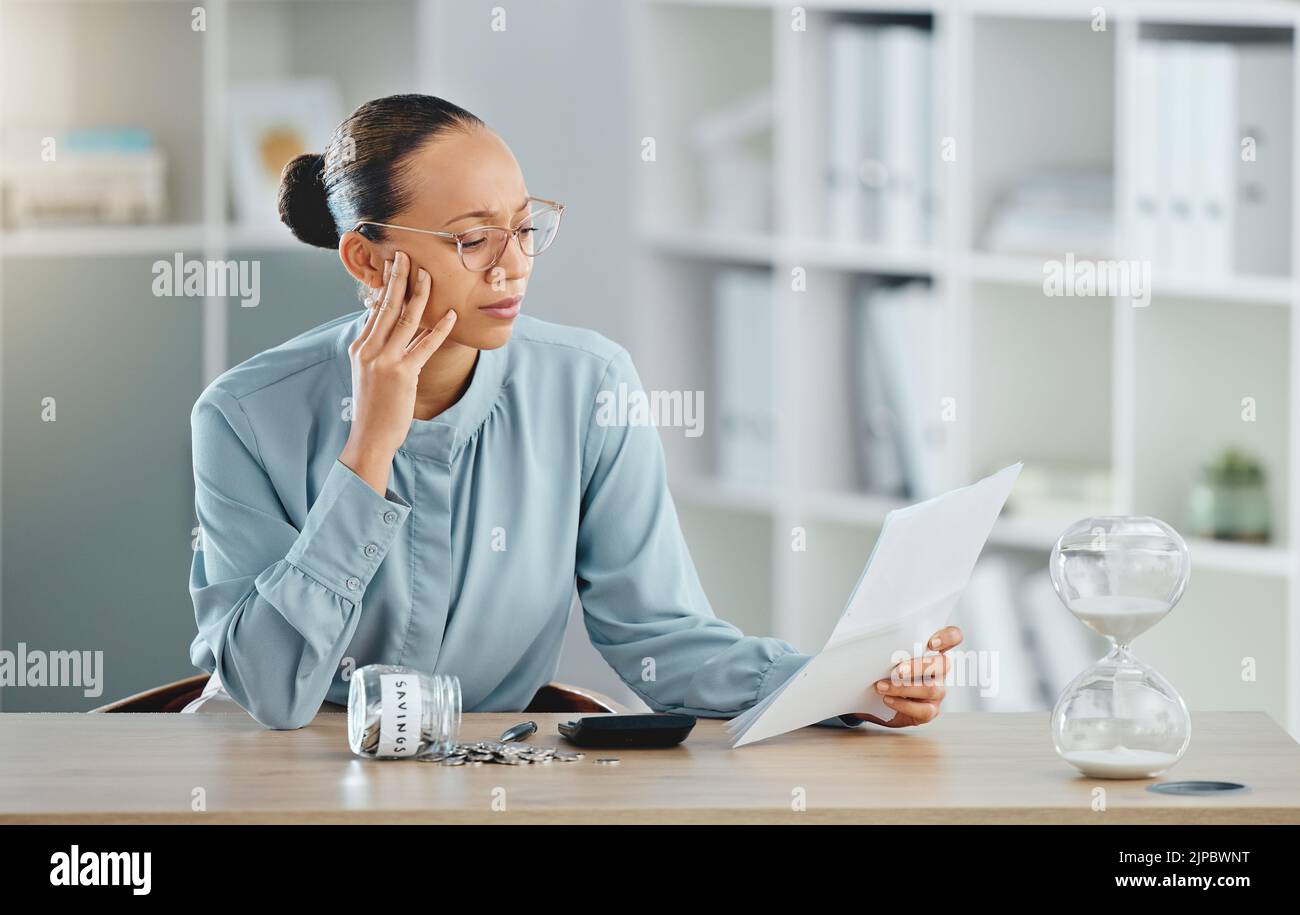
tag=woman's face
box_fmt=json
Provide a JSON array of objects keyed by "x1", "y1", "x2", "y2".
[{"x1": 341, "y1": 125, "x2": 533, "y2": 350}]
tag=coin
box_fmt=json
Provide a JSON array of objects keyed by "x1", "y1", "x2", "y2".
[{"x1": 411, "y1": 740, "x2": 585, "y2": 766}]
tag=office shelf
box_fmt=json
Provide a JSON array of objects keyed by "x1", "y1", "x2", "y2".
[
  {"x1": 0, "y1": 221, "x2": 310, "y2": 257},
  {"x1": 0, "y1": 224, "x2": 210, "y2": 258},
  {"x1": 965, "y1": 251, "x2": 1295, "y2": 306},
  {"x1": 678, "y1": 474, "x2": 1297, "y2": 577}
]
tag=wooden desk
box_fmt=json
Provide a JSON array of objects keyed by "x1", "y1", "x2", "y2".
[{"x1": 1, "y1": 711, "x2": 1296, "y2": 824}]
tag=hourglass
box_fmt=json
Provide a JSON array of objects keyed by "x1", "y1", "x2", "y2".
[{"x1": 1048, "y1": 516, "x2": 1192, "y2": 779}]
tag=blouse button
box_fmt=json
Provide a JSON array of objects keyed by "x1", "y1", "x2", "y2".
[
  {"x1": 383, "y1": 510, "x2": 399, "y2": 525},
  {"x1": 363, "y1": 543, "x2": 379, "y2": 558},
  {"x1": 345, "y1": 577, "x2": 361, "y2": 591}
]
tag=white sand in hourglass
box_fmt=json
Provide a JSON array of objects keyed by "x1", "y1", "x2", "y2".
[
  {"x1": 1066, "y1": 595, "x2": 1170, "y2": 644},
  {"x1": 1062, "y1": 747, "x2": 1182, "y2": 779}
]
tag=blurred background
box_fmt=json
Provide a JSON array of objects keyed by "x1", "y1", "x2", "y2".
[{"x1": 0, "y1": 0, "x2": 1296, "y2": 739}]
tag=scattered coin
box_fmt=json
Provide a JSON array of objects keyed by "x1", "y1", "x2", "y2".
[
  {"x1": 595, "y1": 758, "x2": 621, "y2": 765},
  {"x1": 414, "y1": 740, "x2": 586, "y2": 766}
]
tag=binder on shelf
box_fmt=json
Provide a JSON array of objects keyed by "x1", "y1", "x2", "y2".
[
  {"x1": 1127, "y1": 38, "x2": 1292, "y2": 279},
  {"x1": 1234, "y1": 43, "x2": 1292, "y2": 277},
  {"x1": 1017, "y1": 567, "x2": 1104, "y2": 703},
  {"x1": 827, "y1": 24, "x2": 879, "y2": 241},
  {"x1": 879, "y1": 25, "x2": 932, "y2": 249},
  {"x1": 1193, "y1": 42, "x2": 1236, "y2": 278},
  {"x1": 852, "y1": 292, "x2": 906, "y2": 497},
  {"x1": 1163, "y1": 42, "x2": 1198, "y2": 275},
  {"x1": 825, "y1": 22, "x2": 932, "y2": 247},
  {"x1": 952, "y1": 556, "x2": 1046, "y2": 712},
  {"x1": 1129, "y1": 42, "x2": 1165, "y2": 266},
  {"x1": 852, "y1": 281, "x2": 945, "y2": 501}
]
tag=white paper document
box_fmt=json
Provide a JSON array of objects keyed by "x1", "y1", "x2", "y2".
[{"x1": 726, "y1": 462, "x2": 1023, "y2": 748}]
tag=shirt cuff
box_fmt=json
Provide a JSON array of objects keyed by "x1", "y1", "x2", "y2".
[
  {"x1": 755, "y1": 649, "x2": 811, "y2": 703},
  {"x1": 284, "y1": 459, "x2": 411, "y2": 598}
]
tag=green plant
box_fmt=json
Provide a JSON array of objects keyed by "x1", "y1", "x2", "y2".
[{"x1": 1202, "y1": 447, "x2": 1265, "y2": 486}]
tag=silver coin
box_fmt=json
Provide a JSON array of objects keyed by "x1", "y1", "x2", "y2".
[
  {"x1": 595, "y1": 758, "x2": 621, "y2": 765},
  {"x1": 402, "y1": 740, "x2": 588, "y2": 765}
]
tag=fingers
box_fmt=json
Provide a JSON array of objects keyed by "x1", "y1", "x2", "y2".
[
  {"x1": 365, "y1": 250, "x2": 410, "y2": 349},
  {"x1": 406, "y1": 308, "x2": 457, "y2": 364},
  {"x1": 927, "y1": 625, "x2": 963, "y2": 652},
  {"x1": 883, "y1": 653, "x2": 950, "y2": 688},
  {"x1": 875, "y1": 678, "x2": 946, "y2": 701},
  {"x1": 859, "y1": 650, "x2": 951, "y2": 727},
  {"x1": 357, "y1": 258, "x2": 392, "y2": 350},
  {"x1": 853, "y1": 647, "x2": 956, "y2": 726},
  {"x1": 848, "y1": 701, "x2": 941, "y2": 727},
  {"x1": 388, "y1": 266, "x2": 431, "y2": 351},
  {"x1": 349, "y1": 282, "x2": 385, "y2": 352},
  {"x1": 870, "y1": 628, "x2": 959, "y2": 693},
  {"x1": 880, "y1": 696, "x2": 941, "y2": 724}
]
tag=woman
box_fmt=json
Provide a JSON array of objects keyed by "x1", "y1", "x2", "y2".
[{"x1": 187, "y1": 94, "x2": 959, "y2": 730}]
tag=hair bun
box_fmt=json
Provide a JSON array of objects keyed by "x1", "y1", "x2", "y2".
[{"x1": 278, "y1": 153, "x2": 339, "y2": 249}]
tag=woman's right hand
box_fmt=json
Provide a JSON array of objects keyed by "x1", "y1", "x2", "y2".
[{"x1": 339, "y1": 250, "x2": 457, "y2": 495}]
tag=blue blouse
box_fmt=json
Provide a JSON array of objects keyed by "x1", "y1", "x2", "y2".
[{"x1": 188, "y1": 309, "x2": 864, "y2": 733}]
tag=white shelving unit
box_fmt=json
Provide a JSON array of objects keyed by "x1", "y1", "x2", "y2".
[{"x1": 632, "y1": 0, "x2": 1300, "y2": 736}]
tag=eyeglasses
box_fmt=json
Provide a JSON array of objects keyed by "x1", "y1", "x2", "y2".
[{"x1": 352, "y1": 196, "x2": 566, "y2": 272}]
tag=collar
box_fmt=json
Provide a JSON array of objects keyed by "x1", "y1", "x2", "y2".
[{"x1": 332, "y1": 309, "x2": 505, "y2": 464}]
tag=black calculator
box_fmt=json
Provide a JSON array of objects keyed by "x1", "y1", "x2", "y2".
[{"x1": 557, "y1": 713, "x2": 697, "y2": 748}]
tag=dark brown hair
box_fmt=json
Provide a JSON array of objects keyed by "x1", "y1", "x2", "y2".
[{"x1": 277, "y1": 94, "x2": 485, "y2": 249}]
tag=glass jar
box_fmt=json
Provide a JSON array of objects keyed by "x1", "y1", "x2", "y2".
[{"x1": 347, "y1": 664, "x2": 461, "y2": 759}]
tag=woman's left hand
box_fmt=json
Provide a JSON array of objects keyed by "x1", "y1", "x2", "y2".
[{"x1": 842, "y1": 625, "x2": 962, "y2": 728}]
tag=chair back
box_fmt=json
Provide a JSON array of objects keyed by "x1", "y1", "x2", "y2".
[{"x1": 91, "y1": 675, "x2": 627, "y2": 715}]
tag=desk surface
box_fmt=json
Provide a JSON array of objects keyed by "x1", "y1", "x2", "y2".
[{"x1": 1, "y1": 711, "x2": 1296, "y2": 824}]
